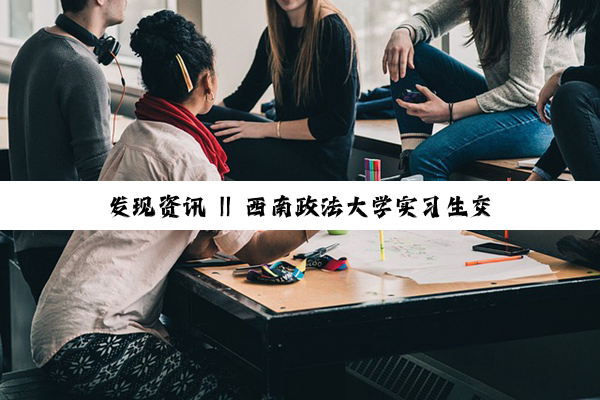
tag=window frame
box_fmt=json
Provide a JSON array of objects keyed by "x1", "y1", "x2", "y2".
[
  {"x1": 0, "y1": 0, "x2": 60, "y2": 45},
  {"x1": 0, "y1": 0, "x2": 177, "y2": 60}
]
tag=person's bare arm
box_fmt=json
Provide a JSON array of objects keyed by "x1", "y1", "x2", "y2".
[
  {"x1": 235, "y1": 230, "x2": 320, "y2": 265},
  {"x1": 181, "y1": 231, "x2": 219, "y2": 260}
]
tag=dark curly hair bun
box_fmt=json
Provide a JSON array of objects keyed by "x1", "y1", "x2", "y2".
[{"x1": 130, "y1": 10, "x2": 215, "y2": 103}]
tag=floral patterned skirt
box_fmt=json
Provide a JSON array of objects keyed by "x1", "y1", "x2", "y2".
[{"x1": 43, "y1": 332, "x2": 250, "y2": 399}]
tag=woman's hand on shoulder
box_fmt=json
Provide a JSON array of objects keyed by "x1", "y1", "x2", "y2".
[{"x1": 212, "y1": 121, "x2": 275, "y2": 143}]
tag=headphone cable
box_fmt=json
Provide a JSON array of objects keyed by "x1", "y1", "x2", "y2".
[{"x1": 111, "y1": 51, "x2": 127, "y2": 145}]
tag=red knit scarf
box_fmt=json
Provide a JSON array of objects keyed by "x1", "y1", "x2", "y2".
[{"x1": 135, "y1": 93, "x2": 229, "y2": 180}]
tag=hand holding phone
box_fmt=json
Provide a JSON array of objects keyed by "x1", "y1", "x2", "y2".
[
  {"x1": 400, "y1": 89, "x2": 437, "y2": 104},
  {"x1": 400, "y1": 88, "x2": 429, "y2": 104}
]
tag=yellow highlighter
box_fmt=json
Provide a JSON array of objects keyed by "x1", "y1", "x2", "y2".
[{"x1": 380, "y1": 230, "x2": 385, "y2": 261}]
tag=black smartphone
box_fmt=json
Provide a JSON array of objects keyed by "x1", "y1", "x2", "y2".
[
  {"x1": 472, "y1": 243, "x2": 530, "y2": 256},
  {"x1": 400, "y1": 89, "x2": 428, "y2": 104}
]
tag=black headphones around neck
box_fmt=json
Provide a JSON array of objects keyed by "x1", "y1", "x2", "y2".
[{"x1": 55, "y1": 14, "x2": 121, "y2": 66}]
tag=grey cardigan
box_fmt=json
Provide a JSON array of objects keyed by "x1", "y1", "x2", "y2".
[{"x1": 401, "y1": 0, "x2": 579, "y2": 112}]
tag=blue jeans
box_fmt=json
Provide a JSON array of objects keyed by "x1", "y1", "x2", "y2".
[{"x1": 390, "y1": 43, "x2": 554, "y2": 181}]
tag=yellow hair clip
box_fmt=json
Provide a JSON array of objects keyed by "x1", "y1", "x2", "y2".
[{"x1": 175, "y1": 53, "x2": 194, "y2": 93}]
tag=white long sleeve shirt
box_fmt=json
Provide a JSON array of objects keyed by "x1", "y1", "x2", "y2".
[{"x1": 31, "y1": 119, "x2": 254, "y2": 367}]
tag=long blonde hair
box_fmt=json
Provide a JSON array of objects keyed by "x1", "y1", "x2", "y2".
[{"x1": 266, "y1": 0, "x2": 356, "y2": 106}]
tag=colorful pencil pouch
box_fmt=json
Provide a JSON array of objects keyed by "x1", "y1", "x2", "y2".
[{"x1": 246, "y1": 260, "x2": 306, "y2": 284}]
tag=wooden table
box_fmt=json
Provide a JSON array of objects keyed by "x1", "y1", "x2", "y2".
[
  {"x1": 164, "y1": 231, "x2": 600, "y2": 399},
  {"x1": 457, "y1": 159, "x2": 574, "y2": 181},
  {"x1": 354, "y1": 119, "x2": 401, "y2": 158}
]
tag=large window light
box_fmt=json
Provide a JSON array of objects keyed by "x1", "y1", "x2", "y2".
[
  {"x1": 0, "y1": 0, "x2": 176, "y2": 62},
  {"x1": 338, "y1": 0, "x2": 435, "y2": 92}
]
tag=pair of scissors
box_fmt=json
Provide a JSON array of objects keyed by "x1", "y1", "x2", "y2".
[{"x1": 292, "y1": 243, "x2": 339, "y2": 260}]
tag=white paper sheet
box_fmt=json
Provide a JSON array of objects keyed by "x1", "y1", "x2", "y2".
[
  {"x1": 387, "y1": 258, "x2": 553, "y2": 284},
  {"x1": 295, "y1": 231, "x2": 555, "y2": 283}
]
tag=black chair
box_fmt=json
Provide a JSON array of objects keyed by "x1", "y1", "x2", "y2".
[
  {"x1": 0, "y1": 326, "x2": 66, "y2": 400},
  {"x1": 0, "y1": 235, "x2": 89, "y2": 400},
  {"x1": 0, "y1": 149, "x2": 10, "y2": 181},
  {"x1": 0, "y1": 312, "x2": 94, "y2": 400},
  {"x1": 0, "y1": 367, "x2": 65, "y2": 400}
]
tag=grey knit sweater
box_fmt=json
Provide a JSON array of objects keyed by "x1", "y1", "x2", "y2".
[
  {"x1": 401, "y1": 0, "x2": 579, "y2": 112},
  {"x1": 9, "y1": 29, "x2": 112, "y2": 252}
]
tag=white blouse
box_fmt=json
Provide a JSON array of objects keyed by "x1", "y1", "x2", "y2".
[
  {"x1": 99, "y1": 119, "x2": 222, "y2": 181},
  {"x1": 31, "y1": 119, "x2": 255, "y2": 367}
]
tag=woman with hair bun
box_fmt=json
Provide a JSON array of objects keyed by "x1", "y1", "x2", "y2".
[
  {"x1": 100, "y1": 8, "x2": 228, "y2": 181},
  {"x1": 32, "y1": 230, "x2": 290, "y2": 400}
]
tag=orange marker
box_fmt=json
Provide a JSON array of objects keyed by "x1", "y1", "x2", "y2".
[{"x1": 465, "y1": 255, "x2": 523, "y2": 266}]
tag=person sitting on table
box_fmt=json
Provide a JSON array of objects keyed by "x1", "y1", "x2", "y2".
[
  {"x1": 528, "y1": 0, "x2": 600, "y2": 181},
  {"x1": 99, "y1": 10, "x2": 229, "y2": 182},
  {"x1": 31, "y1": 229, "x2": 319, "y2": 398},
  {"x1": 203, "y1": 0, "x2": 359, "y2": 181},
  {"x1": 382, "y1": 0, "x2": 578, "y2": 181}
]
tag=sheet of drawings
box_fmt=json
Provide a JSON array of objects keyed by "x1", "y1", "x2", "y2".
[
  {"x1": 357, "y1": 230, "x2": 483, "y2": 268},
  {"x1": 295, "y1": 231, "x2": 554, "y2": 283}
]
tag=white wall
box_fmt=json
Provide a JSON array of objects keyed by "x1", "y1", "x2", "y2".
[
  {"x1": 201, "y1": 0, "x2": 272, "y2": 106},
  {"x1": 448, "y1": 23, "x2": 481, "y2": 73}
]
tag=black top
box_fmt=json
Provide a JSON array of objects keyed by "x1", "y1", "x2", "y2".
[
  {"x1": 224, "y1": 14, "x2": 359, "y2": 181},
  {"x1": 561, "y1": 16, "x2": 600, "y2": 88},
  {"x1": 535, "y1": 16, "x2": 600, "y2": 179}
]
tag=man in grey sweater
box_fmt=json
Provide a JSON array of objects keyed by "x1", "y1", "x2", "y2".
[
  {"x1": 9, "y1": 0, "x2": 127, "y2": 302},
  {"x1": 8, "y1": 0, "x2": 127, "y2": 302}
]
